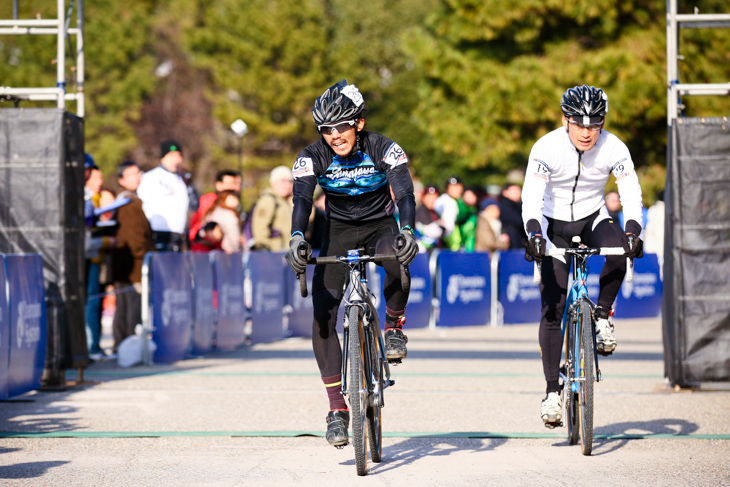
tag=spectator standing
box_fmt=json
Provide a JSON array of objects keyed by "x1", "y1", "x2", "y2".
[
  {"x1": 189, "y1": 169, "x2": 242, "y2": 243},
  {"x1": 415, "y1": 185, "x2": 443, "y2": 250},
  {"x1": 605, "y1": 191, "x2": 621, "y2": 221},
  {"x1": 250, "y1": 165, "x2": 294, "y2": 251},
  {"x1": 111, "y1": 161, "x2": 155, "y2": 352},
  {"x1": 137, "y1": 140, "x2": 189, "y2": 251},
  {"x1": 644, "y1": 190, "x2": 665, "y2": 260},
  {"x1": 202, "y1": 190, "x2": 242, "y2": 253},
  {"x1": 475, "y1": 198, "x2": 510, "y2": 253},
  {"x1": 499, "y1": 183, "x2": 527, "y2": 250},
  {"x1": 84, "y1": 159, "x2": 116, "y2": 360},
  {"x1": 459, "y1": 187, "x2": 480, "y2": 251},
  {"x1": 434, "y1": 176, "x2": 464, "y2": 251}
]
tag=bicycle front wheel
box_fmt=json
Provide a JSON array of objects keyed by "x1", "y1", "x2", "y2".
[
  {"x1": 348, "y1": 306, "x2": 368, "y2": 476},
  {"x1": 366, "y1": 317, "x2": 383, "y2": 463},
  {"x1": 564, "y1": 309, "x2": 579, "y2": 446},
  {"x1": 578, "y1": 300, "x2": 594, "y2": 455}
]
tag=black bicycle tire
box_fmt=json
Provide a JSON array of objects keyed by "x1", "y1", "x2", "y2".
[
  {"x1": 349, "y1": 306, "x2": 368, "y2": 476},
  {"x1": 366, "y1": 314, "x2": 383, "y2": 463},
  {"x1": 565, "y1": 308, "x2": 579, "y2": 446},
  {"x1": 578, "y1": 300, "x2": 594, "y2": 456}
]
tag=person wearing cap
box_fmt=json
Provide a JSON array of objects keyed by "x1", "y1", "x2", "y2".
[
  {"x1": 136, "y1": 140, "x2": 190, "y2": 252},
  {"x1": 475, "y1": 198, "x2": 510, "y2": 253},
  {"x1": 250, "y1": 165, "x2": 294, "y2": 251},
  {"x1": 284, "y1": 79, "x2": 418, "y2": 448},
  {"x1": 522, "y1": 85, "x2": 644, "y2": 429}
]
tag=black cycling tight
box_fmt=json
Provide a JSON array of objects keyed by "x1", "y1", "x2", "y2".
[
  {"x1": 539, "y1": 212, "x2": 627, "y2": 391},
  {"x1": 311, "y1": 217, "x2": 408, "y2": 377}
]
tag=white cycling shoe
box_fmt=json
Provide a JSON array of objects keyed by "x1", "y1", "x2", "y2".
[
  {"x1": 595, "y1": 318, "x2": 617, "y2": 355},
  {"x1": 541, "y1": 391, "x2": 562, "y2": 428}
]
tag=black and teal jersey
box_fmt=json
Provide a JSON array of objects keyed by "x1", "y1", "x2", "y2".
[{"x1": 291, "y1": 131, "x2": 415, "y2": 236}]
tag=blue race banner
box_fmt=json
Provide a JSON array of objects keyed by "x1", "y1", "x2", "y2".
[
  {"x1": 6, "y1": 254, "x2": 47, "y2": 397},
  {"x1": 213, "y1": 252, "x2": 246, "y2": 349},
  {"x1": 189, "y1": 252, "x2": 215, "y2": 354},
  {"x1": 371, "y1": 252, "x2": 432, "y2": 329},
  {"x1": 0, "y1": 255, "x2": 10, "y2": 400},
  {"x1": 614, "y1": 253, "x2": 663, "y2": 318},
  {"x1": 437, "y1": 252, "x2": 491, "y2": 327},
  {"x1": 498, "y1": 250, "x2": 542, "y2": 324},
  {"x1": 248, "y1": 252, "x2": 285, "y2": 344},
  {"x1": 151, "y1": 253, "x2": 193, "y2": 362}
]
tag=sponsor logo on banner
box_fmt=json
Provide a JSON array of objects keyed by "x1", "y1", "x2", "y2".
[
  {"x1": 16, "y1": 300, "x2": 42, "y2": 349},
  {"x1": 161, "y1": 289, "x2": 191, "y2": 327},
  {"x1": 409, "y1": 276, "x2": 426, "y2": 304},
  {"x1": 506, "y1": 274, "x2": 541, "y2": 302},
  {"x1": 220, "y1": 283, "x2": 244, "y2": 316},
  {"x1": 255, "y1": 281, "x2": 282, "y2": 313},
  {"x1": 293, "y1": 157, "x2": 314, "y2": 179},
  {"x1": 446, "y1": 274, "x2": 486, "y2": 305},
  {"x1": 621, "y1": 272, "x2": 658, "y2": 299},
  {"x1": 195, "y1": 286, "x2": 214, "y2": 323}
]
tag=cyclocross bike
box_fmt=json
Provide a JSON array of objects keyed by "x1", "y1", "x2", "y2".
[
  {"x1": 535, "y1": 236, "x2": 633, "y2": 455},
  {"x1": 297, "y1": 246, "x2": 409, "y2": 476}
]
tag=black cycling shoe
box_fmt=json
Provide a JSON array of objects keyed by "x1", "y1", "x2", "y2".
[
  {"x1": 385, "y1": 328, "x2": 408, "y2": 364},
  {"x1": 325, "y1": 410, "x2": 349, "y2": 448}
]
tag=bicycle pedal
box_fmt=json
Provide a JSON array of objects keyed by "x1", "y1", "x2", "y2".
[
  {"x1": 333, "y1": 443, "x2": 347, "y2": 450},
  {"x1": 387, "y1": 379, "x2": 395, "y2": 387},
  {"x1": 387, "y1": 358, "x2": 402, "y2": 365},
  {"x1": 597, "y1": 350, "x2": 613, "y2": 357},
  {"x1": 544, "y1": 421, "x2": 563, "y2": 429}
]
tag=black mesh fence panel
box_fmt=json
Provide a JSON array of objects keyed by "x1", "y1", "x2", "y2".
[
  {"x1": 664, "y1": 117, "x2": 730, "y2": 386},
  {"x1": 0, "y1": 108, "x2": 86, "y2": 383}
]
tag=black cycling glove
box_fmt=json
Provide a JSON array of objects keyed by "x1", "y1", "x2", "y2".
[
  {"x1": 285, "y1": 234, "x2": 312, "y2": 274},
  {"x1": 394, "y1": 228, "x2": 418, "y2": 266},
  {"x1": 624, "y1": 234, "x2": 644, "y2": 259},
  {"x1": 525, "y1": 233, "x2": 546, "y2": 262}
]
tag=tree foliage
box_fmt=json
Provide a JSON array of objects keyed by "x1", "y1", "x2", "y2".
[{"x1": 2, "y1": 0, "x2": 730, "y2": 202}]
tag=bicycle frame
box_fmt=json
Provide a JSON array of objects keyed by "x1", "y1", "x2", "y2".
[
  {"x1": 560, "y1": 251, "x2": 601, "y2": 390},
  {"x1": 339, "y1": 253, "x2": 393, "y2": 405}
]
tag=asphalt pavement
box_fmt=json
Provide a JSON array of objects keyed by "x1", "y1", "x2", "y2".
[{"x1": 1, "y1": 317, "x2": 729, "y2": 486}]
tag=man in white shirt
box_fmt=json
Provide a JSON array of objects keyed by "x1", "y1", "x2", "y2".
[
  {"x1": 522, "y1": 85, "x2": 644, "y2": 428},
  {"x1": 137, "y1": 140, "x2": 190, "y2": 251}
]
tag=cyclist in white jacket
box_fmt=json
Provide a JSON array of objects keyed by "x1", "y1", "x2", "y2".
[{"x1": 522, "y1": 85, "x2": 645, "y2": 428}]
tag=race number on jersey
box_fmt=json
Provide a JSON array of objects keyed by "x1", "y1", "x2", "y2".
[
  {"x1": 293, "y1": 157, "x2": 314, "y2": 179},
  {"x1": 382, "y1": 142, "x2": 408, "y2": 167}
]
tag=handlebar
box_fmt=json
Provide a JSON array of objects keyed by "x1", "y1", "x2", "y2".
[
  {"x1": 533, "y1": 246, "x2": 634, "y2": 285},
  {"x1": 296, "y1": 251, "x2": 410, "y2": 297}
]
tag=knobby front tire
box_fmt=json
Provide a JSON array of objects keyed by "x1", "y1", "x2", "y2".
[
  {"x1": 578, "y1": 300, "x2": 594, "y2": 456},
  {"x1": 348, "y1": 306, "x2": 368, "y2": 476},
  {"x1": 565, "y1": 309, "x2": 579, "y2": 446}
]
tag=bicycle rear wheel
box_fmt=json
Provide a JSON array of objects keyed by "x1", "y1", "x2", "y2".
[
  {"x1": 348, "y1": 306, "x2": 368, "y2": 476},
  {"x1": 564, "y1": 309, "x2": 579, "y2": 446},
  {"x1": 366, "y1": 317, "x2": 383, "y2": 463},
  {"x1": 578, "y1": 300, "x2": 594, "y2": 455}
]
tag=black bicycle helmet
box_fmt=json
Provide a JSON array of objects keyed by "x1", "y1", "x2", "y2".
[
  {"x1": 560, "y1": 85, "x2": 608, "y2": 123},
  {"x1": 312, "y1": 79, "x2": 365, "y2": 125}
]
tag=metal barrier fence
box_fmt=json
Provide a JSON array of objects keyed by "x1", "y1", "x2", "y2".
[{"x1": 140, "y1": 249, "x2": 663, "y2": 365}]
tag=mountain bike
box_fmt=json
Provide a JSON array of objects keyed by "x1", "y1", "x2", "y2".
[
  {"x1": 534, "y1": 236, "x2": 633, "y2": 455},
  {"x1": 298, "y1": 247, "x2": 408, "y2": 476}
]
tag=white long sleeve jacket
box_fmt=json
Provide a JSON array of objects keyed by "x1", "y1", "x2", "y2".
[{"x1": 522, "y1": 127, "x2": 643, "y2": 233}]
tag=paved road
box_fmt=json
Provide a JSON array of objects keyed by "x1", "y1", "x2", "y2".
[{"x1": 1, "y1": 317, "x2": 729, "y2": 486}]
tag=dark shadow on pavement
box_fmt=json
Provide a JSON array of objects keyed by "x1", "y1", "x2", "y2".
[
  {"x1": 0, "y1": 461, "x2": 69, "y2": 479},
  {"x1": 341, "y1": 437, "x2": 508, "y2": 474},
  {"x1": 551, "y1": 418, "x2": 699, "y2": 456}
]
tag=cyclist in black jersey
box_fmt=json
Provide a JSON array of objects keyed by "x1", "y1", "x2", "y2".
[{"x1": 285, "y1": 80, "x2": 418, "y2": 447}]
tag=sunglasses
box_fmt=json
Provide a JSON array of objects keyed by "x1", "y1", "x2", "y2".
[
  {"x1": 318, "y1": 119, "x2": 357, "y2": 135},
  {"x1": 568, "y1": 119, "x2": 603, "y2": 131}
]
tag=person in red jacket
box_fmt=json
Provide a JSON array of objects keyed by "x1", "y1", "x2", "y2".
[{"x1": 188, "y1": 170, "x2": 242, "y2": 242}]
